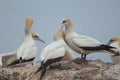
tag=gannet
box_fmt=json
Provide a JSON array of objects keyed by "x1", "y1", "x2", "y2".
[
  {"x1": 6, "y1": 16, "x2": 45, "y2": 67},
  {"x1": 53, "y1": 29, "x2": 75, "y2": 61},
  {"x1": 61, "y1": 17, "x2": 118, "y2": 60},
  {"x1": 107, "y1": 36, "x2": 120, "y2": 64},
  {"x1": 35, "y1": 29, "x2": 75, "y2": 80},
  {"x1": 1, "y1": 32, "x2": 45, "y2": 67}
]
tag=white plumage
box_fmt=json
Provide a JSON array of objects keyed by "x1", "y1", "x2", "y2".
[
  {"x1": 61, "y1": 17, "x2": 118, "y2": 60},
  {"x1": 0, "y1": 32, "x2": 44, "y2": 67},
  {"x1": 43, "y1": 47, "x2": 65, "y2": 63},
  {"x1": 36, "y1": 29, "x2": 75, "y2": 80},
  {"x1": 40, "y1": 40, "x2": 65, "y2": 62},
  {"x1": 71, "y1": 33, "x2": 102, "y2": 47},
  {"x1": 40, "y1": 29, "x2": 75, "y2": 63},
  {"x1": 6, "y1": 16, "x2": 45, "y2": 67}
]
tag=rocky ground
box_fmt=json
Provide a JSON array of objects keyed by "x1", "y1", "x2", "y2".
[{"x1": 0, "y1": 59, "x2": 120, "y2": 80}]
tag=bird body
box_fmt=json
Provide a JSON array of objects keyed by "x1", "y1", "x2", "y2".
[
  {"x1": 36, "y1": 29, "x2": 75, "y2": 80},
  {"x1": 1, "y1": 32, "x2": 44, "y2": 67},
  {"x1": 17, "y1": 34, "x2": 36, "y2": 60},
  {"x1": 61, "y1": 17, "x2": 117, "y2": 59},
  {"x1": 6, "y1": 16, "x2": 45, "y2": 67}
]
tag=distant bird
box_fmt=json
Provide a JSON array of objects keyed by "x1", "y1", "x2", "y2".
[
  {"x1": 6, "y1": 16, "x2": 45, "y2": 67},
  {"x1": 107, "y1": 36, "x2": 120, "y2": 64},
  {"x1": 35, "y1": 29, "x2": 75, "y2": 80},
  {"x1": 61, "y1": 17, "x2": 118, "y2": 60},
  {"x1": 1, "y1": 32, "x2": 45, "y2": 67}
]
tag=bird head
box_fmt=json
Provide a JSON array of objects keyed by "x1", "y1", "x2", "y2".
[
  {"x1": 107, "y1": 36, "x2": 120, "y2": 45},
  {"x1": 53, "y1": 29, "x2": 65, "y2": 41},
  {"x1": 61, "y1": 17, "x2": 73, "y2": 30},
  {"x1": 31, "y1": 32, "x2": 45, "y2": 43}
]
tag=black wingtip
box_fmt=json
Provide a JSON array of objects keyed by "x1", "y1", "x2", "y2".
[
  {"x1": 35, "y1": 66, "x2": 43, "y2": 74},
  {"x1": 7, "y1": 60, "x2": 19, "y2": 67},
  {"x1": 40, "y1": 68, "x2": 47, "y2": 80}
]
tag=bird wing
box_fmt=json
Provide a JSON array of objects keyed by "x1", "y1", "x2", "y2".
[
  {"x1": 2, "y1": 51, "x2": 17, "y2": 67},
  {"x1": 21, "y1": 44, "x2": 37, "y2": 60},
  {"x1": 40, "y1": 40, "x2": 65, "y2": 61},
  {"x1": 72, "y1": 35, "x2": 102, "y2": 47},
  {"x1": 43, "y1": 47, "x2": 65, "y2": 63}
]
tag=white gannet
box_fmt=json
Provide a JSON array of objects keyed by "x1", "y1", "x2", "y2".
[
  {"x1": 107, "y1": 36, "x2": 120, "y2": 64},
  {"x1": 6, "y1": 16, "x2": 45, "y2": 67},
  {"x1": 61, "y1": 17, "x2": 118, "y2": 60},
  {"x1": 1, "y1": 32, "x2": 45, "y2": 67},
  {"x1": 53, "y1": 29, "x2": 75, "y2": 61},
  {"x1": 35, "y1": 29, "x2": 75, "y2": 80}
]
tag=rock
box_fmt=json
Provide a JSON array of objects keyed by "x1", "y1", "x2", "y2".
[{"x1": 0, "y1": 59, "x2": 120, "y2": 80}]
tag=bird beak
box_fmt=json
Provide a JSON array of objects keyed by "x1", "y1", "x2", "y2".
[
  {"x1": 37, "y1": 37, "x2": 45, "y2": 43},
  {"x1": 107, "y1": 39, "x2": 114, "y2": 45},
  {"x1": 61, "y1": 23, "x2": 65, "y2": 29}
]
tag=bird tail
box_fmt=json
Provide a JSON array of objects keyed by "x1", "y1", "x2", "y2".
[
  {"x1": 35, "y1": 66, "x2": 43, "y2": 74},
  {"x1": 102, "y1": 45, "x2": 119, "y2": 54},
  {"x1": 40, "y1": 68, "x2": 47, "y2": 80},
  {"x1": 35, "y1": 61, "x2": 44, "y2": 74},
  {"x1": 7, "y1": 60, "x2": 19, "y2": 67}
]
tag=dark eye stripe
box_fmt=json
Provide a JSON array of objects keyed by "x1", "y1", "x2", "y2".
[
  {"x1": 34, "y1": 35, "x2": 39, "y2": 37},
  {"x1": 63, "y1": 20, "x2": 67, "y2": 23}
]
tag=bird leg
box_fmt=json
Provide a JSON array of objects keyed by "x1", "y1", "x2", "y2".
[
  {"x1": 83, "y1": 54, "x2": 86, "y2": 60},
  {"x1": 81, "y1": 54, "x2": 84, "y2": 59}
]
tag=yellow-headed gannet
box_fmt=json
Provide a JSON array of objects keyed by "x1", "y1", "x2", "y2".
[
  {"x1": 107, "y1": 36, "x2": 120, "y2": 64},
  {"x1": 35, "y1": 29, "x2": 75, "y2": 80},
  {"x1": 6, "y1": 16, "x2": 45, "y2": 67},
  {"x1": 1, "y1": 32, "x2": 45, "y2": 67},
  {"x1": 61, "y1": 17, "x2": 118, "y2": 60}
]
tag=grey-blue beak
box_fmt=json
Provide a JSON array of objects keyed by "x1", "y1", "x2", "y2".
[
  {"x1": 107, "y1": 39, "x2": 114, "y2": 45},
  {"x1": 37, "y1": 37, "x2": 45, "y2": 43}
]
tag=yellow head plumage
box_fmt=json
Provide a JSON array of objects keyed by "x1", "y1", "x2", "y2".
[
  {"x1": 25, "y1": 16, "x2": 33, "y2": 34},
  {"x1": 31, "y1": 32, "x2": 37, "y2": 37},
  {"x1": 61, "y1": 17, "x2": 73, "y2": 28},
  {"x1": 111, "y1": 36, "x2": 120, "y2": 45},
  {"x1": 53, "y1": 29, "x2": 65, "y2": 41}
]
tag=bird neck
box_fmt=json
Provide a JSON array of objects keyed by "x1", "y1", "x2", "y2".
[
  {"x1": 25, "y1": 25, "x2": 31, "y2": 35},
  {"x1": 65, "y1": 25, "x2": 74, "y2": 34},
  {"x1": 53, "y1": 36, "x2": 62, "y2": 41},
  {"x1": 23, "y1": 33, "x2": 34, "y2": 44}
]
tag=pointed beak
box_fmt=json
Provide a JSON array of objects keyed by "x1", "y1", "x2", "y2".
[
  {"x1": 107, "y1": 39, "x2": 114, "y2": 45},
  {"x1": 37, "y1": 37, "x2": 45, "y2": 43},
  {"x1": 61, "y1": 23, "x2": 65, "y2": 29}
]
